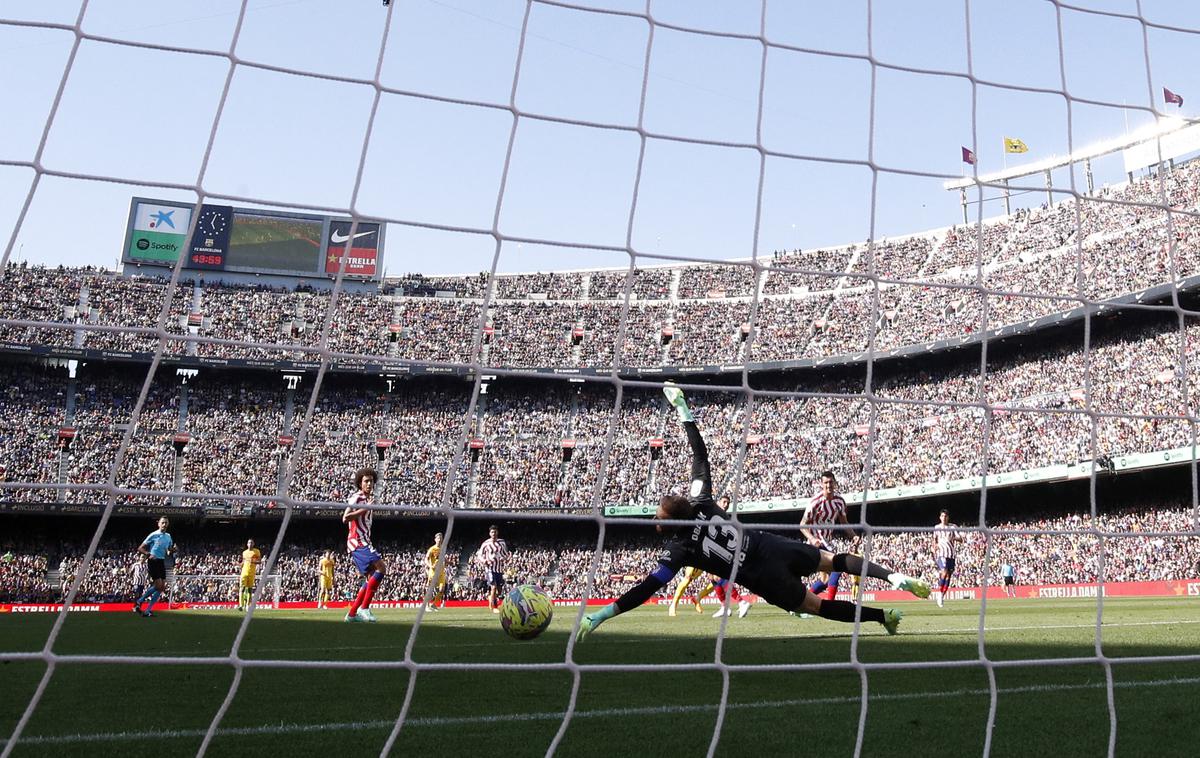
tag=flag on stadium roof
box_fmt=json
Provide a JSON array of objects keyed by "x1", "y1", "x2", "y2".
[
  {"x1": 1164, "y1": 87, "x2": 1184, "y2": 107},
  {"x1": 961, "y1": 146, "x2": 977, "y2": 165},
  {"x1": 1003, "y1": 137, "x2": 1029, "y2": 154}
]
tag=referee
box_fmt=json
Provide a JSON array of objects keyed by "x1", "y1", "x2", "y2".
[{"x1": 133, "y1": 516, "x2": 176, "y2": 617}]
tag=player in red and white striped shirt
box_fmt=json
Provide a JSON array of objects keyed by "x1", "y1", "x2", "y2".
[
  {"x1": 342, "y1": 468, "x2": 387, "y2": 623},
  {"x1": 474, "y1": 525, "x2": 510, "y2": 613},
  {"x1": 932, "y1": 509, "x2": 958, "y2": 608},
  {"x1": 801, "y1": 471, "x2": 858, "y2": 601}
]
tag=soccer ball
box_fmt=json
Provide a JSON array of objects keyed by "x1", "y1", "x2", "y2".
[{"x1": 499, "y1": 584, "x2": 553, "y2": 640}]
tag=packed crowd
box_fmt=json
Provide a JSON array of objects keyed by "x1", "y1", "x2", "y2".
[
  {"x1": 2, "y1": 162, "x2": 1198, "y2": 371},
  {"x1": 0, "y1": 305, "x2": 1199, "y2": 510},
  {"x1": 866, "y1": 504, "x2": 1200, "y2": 588}
]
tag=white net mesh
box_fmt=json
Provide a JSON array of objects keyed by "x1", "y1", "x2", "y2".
[{"x1": 2, "y1": 2, "x2": 1200, "y2": 756}]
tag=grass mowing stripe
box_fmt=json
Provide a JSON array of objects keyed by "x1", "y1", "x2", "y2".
[
  {"x1": 6, "y1": 674, "x2": 1198, "y2": 747},
  {"x1": 234, "y1": 617, "x2": 1200, "y2": 655}
]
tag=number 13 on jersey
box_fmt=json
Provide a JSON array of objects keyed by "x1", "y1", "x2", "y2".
[{"x1": 700, "y1": 517, "x2": 745, "y2": 565}]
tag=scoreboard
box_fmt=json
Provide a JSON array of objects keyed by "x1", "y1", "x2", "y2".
[{"x1": 122, "y1": 198, "x2": 384, "y2": 280}]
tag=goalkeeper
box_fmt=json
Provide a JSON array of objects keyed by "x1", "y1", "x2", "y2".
[{"x1": 577, "y1": 385, "x2": 929, "y2": 641}]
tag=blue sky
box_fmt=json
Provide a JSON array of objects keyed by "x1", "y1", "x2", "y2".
[{"x1": 1, "y1": 0, "x2": 1198, "y2": 276}]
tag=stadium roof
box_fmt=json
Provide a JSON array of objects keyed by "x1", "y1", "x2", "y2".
[{"x1": 943, "y1": 116, "x2": 1199, "y2": 191}]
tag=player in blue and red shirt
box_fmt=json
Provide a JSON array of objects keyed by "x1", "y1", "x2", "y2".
[{"x1": 343, "y1": 468, "x2": 386, "y2": 623}]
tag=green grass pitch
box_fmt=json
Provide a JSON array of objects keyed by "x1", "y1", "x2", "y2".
[{"x1": 1, "y1": 597, "x2": 1197, "y2": 757}]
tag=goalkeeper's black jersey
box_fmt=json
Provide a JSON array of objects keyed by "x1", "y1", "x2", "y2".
[{"x1": 658, "y1": 499, "x2": 761, "y2": 581}]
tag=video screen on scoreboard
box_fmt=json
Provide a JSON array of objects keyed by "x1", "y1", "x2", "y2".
[{"x1": 225, "y1": 210, "x2": 324, "y2": 274}]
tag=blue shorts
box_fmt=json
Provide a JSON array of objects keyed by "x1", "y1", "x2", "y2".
[
  {"x1": 488, "y1": 571, "x2": 505, "y2": 588},
  {"x1": 350, "y1": 547, "x2": 382, "y2": 575},
  {"x1": 937, "y1": 557, "x2": 957, "y2": 574}
]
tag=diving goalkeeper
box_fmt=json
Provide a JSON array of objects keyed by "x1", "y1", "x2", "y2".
[{"x1": 577, "y1": 385, "x2": 929, "y2": 641}]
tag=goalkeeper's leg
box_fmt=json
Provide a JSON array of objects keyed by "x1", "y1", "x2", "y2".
[
  {"x1": 823, "y1": 552, "x2": 930, "y2": 599},
  {"x1": 775, "y1": 580, "x2": 898, "y2": 634}
]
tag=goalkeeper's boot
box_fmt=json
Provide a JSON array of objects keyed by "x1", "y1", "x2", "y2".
[
  {"x1": 344, "y1": 611, "x2": 365, "y2": 623},
  {"x1": 357, "y1": 608, "x2": 378, "y2": 623},
  {"x1": 737, "y1": 599, "x2": 752, "y2": 618},
  {"x1": 712, "y1": 606, "x2": 730, "y2": 618},
  {"x1": 882, "y1": 608, "x2": 903, "y2": 636},
  {"x1": 662, "y1": 384, "x2": 695, "y2": 423},
  {"x1": 889, "y1": 573, "x2": 931, "y2": 599}
]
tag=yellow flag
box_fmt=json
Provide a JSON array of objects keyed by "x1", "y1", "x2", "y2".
[{"x1": 1004, "y1": 137, "x2": 1028, "y2": 154}]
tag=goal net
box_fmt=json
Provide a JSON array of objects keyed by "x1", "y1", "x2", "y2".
[
  {"x1": 2, "y1": 2, "x2": 1199, "y2": 757},
  {"x1": 170, "y1": 575, "x2": 282, "y2": 610}
]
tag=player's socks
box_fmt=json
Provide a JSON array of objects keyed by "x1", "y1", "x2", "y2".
[
  {"x1": 360, "y1": 570, "x2": 383, "y2": 609},
  {"x1": 832, "y1": 553, "x2": 892, "y2": 583},
  {"x1": 816, "y1": 599, "x2": 884, "y2": 624},
  {"x1": 348, "y1": 582, "x2": 368, "y2": 616},
  {"x1": 145, "y1": 588, "x2": 162, "y2": 613},
  {"x1": 822, "y1": 587, "x2": 838, "y2": 601},
  {"x1": 671, "y1": 581, "x2": 689, "y2": 613},
  {"x1": 712, "y1": 583, "x2": 727, "y2": 603},
  {"x1": 728, "y1": 585, "x2": 742, "y2": 603},
  {"x1": 135, "y1": 586, "x2": 155, "y2": 605},
  {"x1": 809, "y1": 579, "x2": 827, "y2": 594}
]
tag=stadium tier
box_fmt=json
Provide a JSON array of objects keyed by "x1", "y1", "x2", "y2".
[
  {"x1": 0, "y1": 300, "x2": 1197, "y2": 511},
  {"x1": 2, "y1": 157, "x2": 1199, "y2": 375}
]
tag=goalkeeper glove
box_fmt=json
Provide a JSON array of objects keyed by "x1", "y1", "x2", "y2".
[{"x1": 576, "y1": 603, "x2": 617, "y2": 642}]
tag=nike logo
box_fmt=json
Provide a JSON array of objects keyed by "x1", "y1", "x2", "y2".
[{"x1": 331, "y1": 230, "x2": 375, "y2": 244}]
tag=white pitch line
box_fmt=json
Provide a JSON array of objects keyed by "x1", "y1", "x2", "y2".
[
  {"x1": 240, "y1": 617, "x2": 1200, "y2": 655},
  {"x1": 4, "y1": 675, "x2": 1200, "y2": 747}
]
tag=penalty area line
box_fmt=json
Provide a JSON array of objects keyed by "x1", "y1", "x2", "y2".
[{"x1": 4, "y1": 675, "x2": 1200, "y2": 747}]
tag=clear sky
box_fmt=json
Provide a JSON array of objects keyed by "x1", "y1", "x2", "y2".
[{"x1": 1, "y1": 0, "x2": 1198, "y2": 277}]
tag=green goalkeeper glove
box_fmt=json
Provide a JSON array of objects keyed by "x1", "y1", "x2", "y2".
[{"x1": 576, "y1": 603, "x2": 617, "y2": 642}]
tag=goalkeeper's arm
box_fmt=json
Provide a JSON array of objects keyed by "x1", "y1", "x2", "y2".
[{"x1": 577, "y1": 564, "x2": 675, "y2": 641}]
